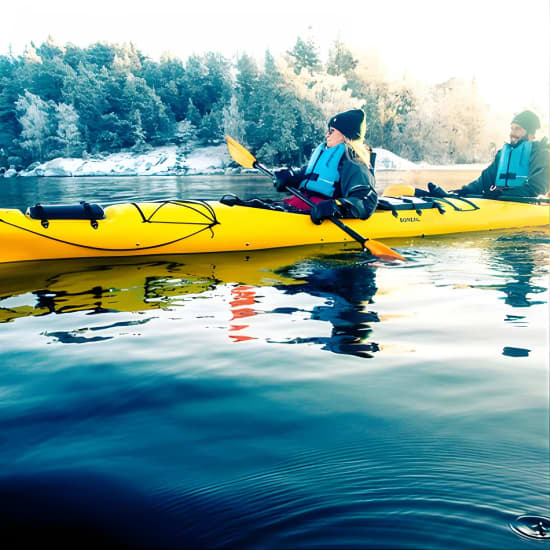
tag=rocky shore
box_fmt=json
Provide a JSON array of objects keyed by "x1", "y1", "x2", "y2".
[{"x1": 2, "y1": 143, "x2": 420, "y2": 178}]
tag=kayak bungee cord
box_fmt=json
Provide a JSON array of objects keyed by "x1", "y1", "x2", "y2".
[
  {"x1": 131, "y1": 199, "x2": 219, "y2": 225},
  {"x1": 0, "y1": 200, "x2": 220, "y2": 252}
]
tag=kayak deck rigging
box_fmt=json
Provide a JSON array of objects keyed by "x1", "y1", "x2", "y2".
[{"x1": 1, "y1": 200, "x2": 220, "y2": 254}]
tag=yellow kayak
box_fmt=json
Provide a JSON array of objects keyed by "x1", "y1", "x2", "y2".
[{"x1": 0, "y1": 195, "x2": 548, "y2": 263}]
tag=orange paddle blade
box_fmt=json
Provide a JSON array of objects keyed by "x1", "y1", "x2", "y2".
[{"x1": 364, "y1": 240, "x2": 407, "y2": 262}]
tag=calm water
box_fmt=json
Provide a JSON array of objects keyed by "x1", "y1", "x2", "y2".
[{"x1": 1, "y1": 173, "x2": 549, "y2": 549}]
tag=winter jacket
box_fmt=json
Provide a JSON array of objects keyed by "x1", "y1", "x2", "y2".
[
  {"x1": 285, "y1": 147, "x2": 378, "y2": 218},
  {"x1": 458, "y1": 137, "x2": 549, "y2": 198}
]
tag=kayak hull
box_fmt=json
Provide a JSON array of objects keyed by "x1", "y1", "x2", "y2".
[{"x1": 0, "y1": 198, "x2": 548, "y2": 263}]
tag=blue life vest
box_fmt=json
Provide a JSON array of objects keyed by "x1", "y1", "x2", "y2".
[
  {"x1": 495, "y1": 141, "x2": 532, "y2": 188},
  {"x1": 299, "y1": 143, "x2": 346, "y2": 197}
]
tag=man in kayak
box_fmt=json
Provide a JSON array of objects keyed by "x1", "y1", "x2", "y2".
[
  {"x1": 454, "y1": 110, "x2": 549, "y2": 198},
  {"x1": 272, "y1": 109, "x2": 378, "y2": 224}
]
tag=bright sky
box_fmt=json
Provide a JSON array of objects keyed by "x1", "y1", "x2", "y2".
[{"x1": 3, "y1": 0, "x2": 549, "y2": 118}]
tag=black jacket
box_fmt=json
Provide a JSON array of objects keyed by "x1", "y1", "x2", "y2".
[
  {"x1": 459, "y1": 137, "x2": 549, "y2": 198},
  {"x1": 295, "y1": 149, "x2": 378, "y2": 218}
]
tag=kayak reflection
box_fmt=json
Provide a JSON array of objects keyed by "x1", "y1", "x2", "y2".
[
  {"x1": 0, "y1": 243, "x2": 383, "y2": 359},
  {"x1": 0, "y1": 248, "x2": 302, "y2": 324},
  {"x1": 0, "y1": 244, "x2": 356, "y2": 324}
]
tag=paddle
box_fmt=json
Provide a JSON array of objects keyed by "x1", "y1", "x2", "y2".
[{"x1": 225, "y1": 136, "x2": 407, "y2": 262}]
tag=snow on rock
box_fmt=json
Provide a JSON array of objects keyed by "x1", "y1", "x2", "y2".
[
  {"x1": 20, "y1": 146, "x2": 187, "y2": 177},
  {"x1": 3, "y1": 168, "x2": 18, "y2": 178},
  {"x1": 15, "y1": 143, "x2": 418, "y2": 177},
  {"x1": 34, "y1": 158, "x2": 85, "y2": 177},
  {"x1": 373, "y1": 148, "x2": 419, "y2": 170},
  {"x1": 183, "y1": 144, "x2": 230, "y2": 174}
]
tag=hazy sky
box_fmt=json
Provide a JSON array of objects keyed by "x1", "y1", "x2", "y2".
[{"x1": 3, "y1": 0, "x2": 549, "y2": 116}]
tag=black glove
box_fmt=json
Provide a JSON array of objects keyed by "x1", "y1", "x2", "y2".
[
  {"x1": 427, "y1": 182, "x2": 450, "y2": 198},
  {"x1": 273, "y1": 168, "x2": 296, "y2": 192},
  {"x1": 310, "y1": 200, "x2": 339, "y2": 225},
  {"x1": 339, "y1": 197, "x2": 370, "y2": 220}
]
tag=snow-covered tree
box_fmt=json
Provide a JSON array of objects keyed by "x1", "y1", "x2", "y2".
[
  {"x1": 222, "y1": 95, "x2": 246, "y2": 144},
  {"x1": 15, "y1": 90, "x2": 53, "y2": 160},
  {"x1": 131, "y1": 109, "x2": 148, "y2": 152},
  {"x1": 286, "y1": 37, "x2": 321, "y2": 75},
  {"x1": 175, "y1": 120, "x2": 198, "y2": 153},
  {"x1": 280, "y1": 60, "x2": 361, "y2": 120},
  {"x1": 185, "y1": 98, "x2": 202, "y2": 128},
  {"x1": 327, "y1": 39, "x2": 357, "y2": 76},
  {"x1": 55, "y1": 102, "x2": 83, "y2": 156}
]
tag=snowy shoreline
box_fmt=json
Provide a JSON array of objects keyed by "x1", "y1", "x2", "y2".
[{"x1": 3, "y1": 144, "x2": 484, "y2": 178}]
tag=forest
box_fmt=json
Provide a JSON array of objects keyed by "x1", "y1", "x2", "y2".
[{"x1": 0, "y1": 36, "x2": 502, "y2": 171}]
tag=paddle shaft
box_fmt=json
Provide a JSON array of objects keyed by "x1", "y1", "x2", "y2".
[
  {"x1": 224, "y1": 135, "x2": 406, "y2": 261},
  {"x1": 253, "y1": 161, "x2": 369, "y2": 249}
]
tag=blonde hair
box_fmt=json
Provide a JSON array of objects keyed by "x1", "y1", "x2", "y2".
[{"x1": 343, "y1": 137, "x2": 372, "y2": 169}]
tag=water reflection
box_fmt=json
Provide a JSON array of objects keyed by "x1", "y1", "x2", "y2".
[
  {"x1": 0, "y1": 258, "x2": 216, "y2": 323},
  {"x1": 489, "y1": 233, "x2": 549, "y2": 309},
  {"x1": 495, "y1": 234, "x2": 548, "y2": 359},
  {"x1": 0, "y1": 245, "x2": 345, "y2": 322},
  {"x1": 272, "y1": 254, "x2": 380, "y2": 358},
  {"x1": 0, "y1": 245, "x2": 384, "y2": 359},
  {"x1": 2, "y1": 230, "x2": 547, "y2": 362},
  {"x1": 229, "y1": 285, "x2": 258, "y2": 342}
]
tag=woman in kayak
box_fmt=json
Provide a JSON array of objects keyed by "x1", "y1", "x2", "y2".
[{"x1": 272, "y1": 109, "x2": 378, "y2": 224}]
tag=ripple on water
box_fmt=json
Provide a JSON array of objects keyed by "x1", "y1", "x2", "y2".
[{"x1": 142, "y1": 434, "x2": 548, "y2": 549}]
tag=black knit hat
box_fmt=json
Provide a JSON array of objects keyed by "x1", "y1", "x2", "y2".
[
  {"x1": 512, "y1": 110, "x2": 540, "y2": 135},
  {"x1": 328, "y1": 109, "x2": 366, "y2": 140}
]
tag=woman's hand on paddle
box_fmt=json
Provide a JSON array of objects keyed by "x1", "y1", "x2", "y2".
[
  {"x1": 273, "y1": 168, "x2": 298, "y2": 192},
  {"x1": 310, "y1": 199, "x2": 339, "y2": 225}
]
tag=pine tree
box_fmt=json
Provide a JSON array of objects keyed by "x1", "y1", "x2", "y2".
[
  {"x1": 175, "y1": 120, "x2": 197, "y2": 152},
  {"x1": 0, "y1": 56, "x2": 21, "y2": 161},
  {"x1": 186, "y1": 99, "x2": 201, "y2": 128},
  {"x1": 327, "y1": 39, "x2": 357, "y2": 76},
  {"x1": 263, "y1": 50, "x2": 278, "y2": 77},
  {"x1": 199, "y1": 108, "x2": 224, "y2": 143},
  {"x1": 286, "y1": 37, "x2": 321, "y2": 75},
  {"x1": 61, "y1": 61, "x2": 109, "y2": 151},
  {"x1": 85, "y1": 42, "x2": 116, "y2": 69},
  {"x1": 36, "y1": 35, "x2": 64, "y2": 61},
  {"x1": 184, "y1": 53, "x2": 232, "y2": 117},
  {"x1": 131, "y1": 109, "x2": 148, "y2": 152},
  {"x1": 142, "y1": 54, "x2": 189, "y2": 121},
  {"x1": 235, "y1": 53, "x2": 259, "y2": 108}
]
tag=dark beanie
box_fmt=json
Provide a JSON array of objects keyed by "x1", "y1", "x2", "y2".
[
  {"x1": 328, "y1": 109, "x2": 366, "y2": 140},
  {"x1": 512, "y1": 110, "x2": 540, "y2": 135}
]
